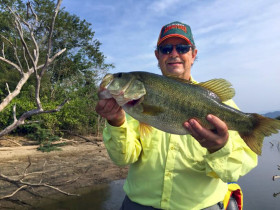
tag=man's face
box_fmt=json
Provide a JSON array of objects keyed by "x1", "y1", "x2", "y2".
[{"x1": 155, "y1": 37, "x2": 197, "y2": 80}]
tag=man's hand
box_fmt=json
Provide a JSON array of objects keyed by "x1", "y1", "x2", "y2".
[
  {"x1": 183, "y1": 114, "x2": 229, "y2": 153},
  {"x1": 95, "y1": 98, "x2": 125, "y2": 127}
]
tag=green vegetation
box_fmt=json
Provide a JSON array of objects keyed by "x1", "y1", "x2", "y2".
[
  {"x1": 0, "y1": 0, "x2": 113, "y2": 151},
  {"x1": 21, "y1": 123, "x2": 64, "y2": 152}
]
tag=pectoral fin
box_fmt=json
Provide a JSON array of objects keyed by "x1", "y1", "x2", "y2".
[
  {"x1": 142, "y1": 104, "x2": 164, "y2": 116},
  {"x1": 207, "y1": 171, "x2": 220, "y2": 179},
  {"x1": 139, "y1": 122, "x2": 152, "y2": 137}
]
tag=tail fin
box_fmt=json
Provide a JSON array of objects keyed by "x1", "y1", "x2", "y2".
[{"x1": 239, "y1": 114, "x2": 280, "y2": 155}]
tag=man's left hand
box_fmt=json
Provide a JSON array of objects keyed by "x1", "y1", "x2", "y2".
[{"x1": 183, "y1": 114, "x2": 229, "y2": 153}]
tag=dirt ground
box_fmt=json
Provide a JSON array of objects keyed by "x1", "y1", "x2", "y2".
[{"x1": 0, "y1": 136, "x2": 128, "y2": 209}]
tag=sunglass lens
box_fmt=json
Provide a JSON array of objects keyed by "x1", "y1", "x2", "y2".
[
  {"x1": 176, "y1": 45, "x2": 191, "y2": 54},
  {"x1": 159, "y1": 45, "x2": 173, "y2": 54},
  {"x1": 159, "y1": 44, "x2": 191, "y2": 54}
]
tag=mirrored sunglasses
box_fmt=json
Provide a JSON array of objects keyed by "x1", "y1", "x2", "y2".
[{"x1": 158, "y1": 44, "x2": 192, "y2": 55}]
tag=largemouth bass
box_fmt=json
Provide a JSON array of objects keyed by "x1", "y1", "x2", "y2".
[{"x1": 99, "y1": 71, "x2": 280, "y2": 155}]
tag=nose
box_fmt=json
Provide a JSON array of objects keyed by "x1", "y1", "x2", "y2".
[{"x1": 170, "y1": 46, "x2": 179, "y2": 57}]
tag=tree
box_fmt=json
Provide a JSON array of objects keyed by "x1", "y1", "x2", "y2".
[
  {"x1": 0, "y1": 0, "x2": 67, "y2": 137},
  {"x1": 0, "y1": 0, "x2": 113, "y2": 137}
]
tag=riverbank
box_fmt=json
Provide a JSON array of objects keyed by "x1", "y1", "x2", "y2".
[{"x1": 0, "y1": 136, "x2": 128, "y2": 209}]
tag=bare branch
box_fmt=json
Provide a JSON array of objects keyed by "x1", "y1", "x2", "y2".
[
  {"x1": 49, "y1": 48, "x2": 66, "y2": 63},
  {"x1": 2, "y1": 42, "x2": 4, "y2": 58},
  {"x1": 15, "y1": 18, "x2": 37, "y2": 71},
  {"x1": 0, "y1": 34, "x2": 14, "y2": 46},
  {"x1": 8, "y1": 6, "x2": 37, "y2": 71},
  {"x1": 273, "y1": 175, "x2": 280, "y2": 181},
  {"x1": 6, "y1": 83, "x2": 11, "y2": 94},
  {"x1": 34, "y1": 0, "x2": 63, "y2": 111},
  {"x1": 0, "y1": 71, "x2": 33, "y2": 113},
  {"x1": 14, "y1": 40, "x2": 24, "y2": 72},
  {"x1": 22, "y1": 46, "x2": 30, "y2": 70},
  {"x1": 24, "y1": 157, "x2": 32, "y2": 175},
  {"x1": 0, "y1": 99, "x2": 69, "y2": 137},
  {"x1": 13, "y1": 104, "x2": 17, "y2": 122},
  {"x1": 0, "y1": 136, "x2": 23, "y2": 146},
  {"x1": 0, "y1": 169, "x2": 79, "y2": 200},
  {"x1": 27, "y1": 1, "x2": 38, "y2": 22},
  {"x1": 40, "y1": 0, "x2": 63, "y2": 77},
  {"x1": 0, "y1": 56, "x2": 22, "y2": 73},
  {"x1": 0, "y1": 62, "x2": 56, "y2": 114},
  {"x1": 0, "y1": 158, "x2": 79, "y2": 200},
  {"x1": 40, "y1": 99, "x2": 69, "y2": 114},
  {"x1": 60, "y1": 130, "x2": 100, "y2": 145},
  {"x1": 0, "y1": 185, "x2": 28, "y2": 200},
  {"x1": 28, "y1": 182, "x2": 78, "y2": 196},
  {"x1": 1, "y1": 35, "x2": 24, "y2": 74}
]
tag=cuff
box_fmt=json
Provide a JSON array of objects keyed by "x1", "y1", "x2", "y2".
[
  {"x1": 104, "y1": 118, "x2": 128, "y2": 142},
  {"x1": 204, "y1": 137, "x2": 232, "y2": 179}
]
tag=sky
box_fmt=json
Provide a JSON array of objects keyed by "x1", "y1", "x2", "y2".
[{"x1": 61, "y1": 0, "x2": 280, "y2": 114}]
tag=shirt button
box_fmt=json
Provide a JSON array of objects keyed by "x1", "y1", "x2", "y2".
[{"x1": 170, "y1": 146, "x2": 175, "y2": 150}]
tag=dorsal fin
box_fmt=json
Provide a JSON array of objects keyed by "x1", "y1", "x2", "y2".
[
  {"x1": 198, "y1": 79, "x2": 235, "y2": 102},
  {"x1": 165, "y1": 75, "x2": 235, "y2": 102}
]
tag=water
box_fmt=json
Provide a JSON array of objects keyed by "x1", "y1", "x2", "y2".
[
  {"x1": 40, "y1": 179, "x2": 125, "y2": 210},
  {"x1": 239, "y1": 133, "x2": 280, "y2": 210},
  {"x1": 42, "y1": 134, "x2": 280, "y2": 210}
]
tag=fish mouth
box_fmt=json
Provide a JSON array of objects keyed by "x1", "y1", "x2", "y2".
[
  {"x1": 100, "y1": 73, "x2": 146, "y2": 107},
  {"x1": 124, "y1": 96, "x2": 144, "y2": 107}
]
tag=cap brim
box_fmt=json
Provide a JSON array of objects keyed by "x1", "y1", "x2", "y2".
[{"x1": 157, "y1": 34, "x2": 192, "y2": 46}]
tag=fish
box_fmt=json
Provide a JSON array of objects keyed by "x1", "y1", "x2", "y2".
[{"x1": 98, "y1": 71, "x2": 280, "y2": 155}]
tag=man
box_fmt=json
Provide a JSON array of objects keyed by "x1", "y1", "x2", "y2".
[{"x1": 95, "y1": 21, "x2": 257, "y2": 210}]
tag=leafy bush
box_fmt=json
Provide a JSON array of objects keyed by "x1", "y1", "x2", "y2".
[
  {"x1": 37, "y1": 142, "x2": 66, "y2": 152},
  {"x1": 20, "y1": 123, "x2": 62, "y2": 152}
]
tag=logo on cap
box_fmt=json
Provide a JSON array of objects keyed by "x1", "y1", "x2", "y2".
[{"x1": 163, "y1": 23, "x2": 187, "y2": 34}]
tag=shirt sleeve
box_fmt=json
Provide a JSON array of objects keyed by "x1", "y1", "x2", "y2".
[
  {"x1": 103, "y1": 114, "x2": 142, "y2": 166},
  {"x1": 203, "y1": 99, "x2": 258, "y2": 182},
  {"x1": 204, "y1": 130, "x2": 258, "y2": 182}
]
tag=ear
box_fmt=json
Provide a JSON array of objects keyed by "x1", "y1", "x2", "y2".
[
  {"x1": 191, "y1": 49, "x2": 198, "y2": 64},
  {"x1": 155, "y1": 50, "x2": 159, "y2": 60}
]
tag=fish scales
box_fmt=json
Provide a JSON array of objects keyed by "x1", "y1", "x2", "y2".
[{"x1": 129, "y1": 72, "x2": 243, "y2": 133}]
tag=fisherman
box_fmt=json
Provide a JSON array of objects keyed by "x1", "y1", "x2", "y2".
[{"x1": 95, "y1": 21, "x2": 258, "y2": 210}]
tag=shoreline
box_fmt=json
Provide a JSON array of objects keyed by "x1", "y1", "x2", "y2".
[{"x1": 0, "y1": 136, "x2": 128, "y2": 209}]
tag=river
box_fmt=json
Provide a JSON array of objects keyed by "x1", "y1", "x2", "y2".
[
  {"x1": 42, "y1": 133, "x2": 280, "y2": 210},
  {"x1": 238, "y1": 132, "x2": 280, "y2": 210}
]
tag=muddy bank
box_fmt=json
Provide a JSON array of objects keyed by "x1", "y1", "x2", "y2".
[{"x1": 0, "y1": 136, "x2": 128, "y2": 209}]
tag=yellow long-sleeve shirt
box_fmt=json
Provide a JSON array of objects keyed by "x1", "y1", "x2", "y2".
[{"x1": 103, "y1": 99, "x2": 258, "y2": 210}]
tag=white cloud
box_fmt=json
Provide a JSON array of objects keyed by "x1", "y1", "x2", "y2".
[{"x1": 148, "y1": 0, "x2": 182, "y2": 13}]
